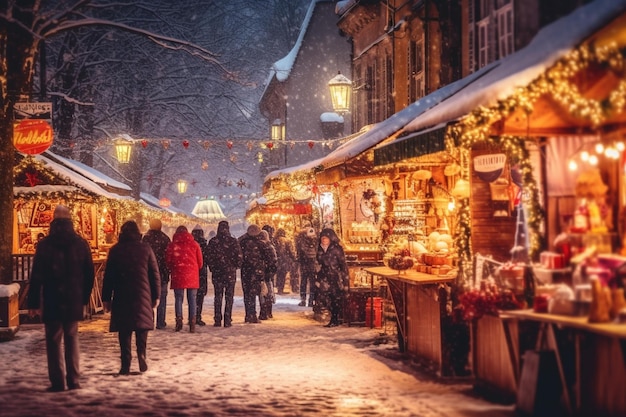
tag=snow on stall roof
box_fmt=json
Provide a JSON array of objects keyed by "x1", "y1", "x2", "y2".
[
  {"x1": 20, "y1": 153, "x2": 133, "y2": 200},
  {"x1": 402, "y1": 0, "x2": 626, "y2": 134},
  {"x1": 139, "y1": 192, "x2": 188, "y2": 215},
  {"x1": 47, "y1": 152, "x2": 131, "y2": 191},
  {"x1": 335, "y1": 0, "x2": 356, "y2": 16},
  {"x1": 0, "y1": 283, "x2": 20, "y2": 298},
  {"x1": 264, "y1": 63, "x2": 498, "y2": 181},
  {"x1": 320, "y1": 112, "x2": 344, "y2": 123}
]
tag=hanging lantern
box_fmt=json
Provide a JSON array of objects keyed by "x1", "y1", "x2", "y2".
[
  {"x1": 267, "y1": 142, "x2": 274, "y2": 150},
  {"x1": 257, "y1": 152, "x2": 264, "y2": 163},
  {"x1": 271, "y1": 120, "x2": 285, "y2": 141},
  {"x1": 227, "y1": 140, "x2": 233, "y2": 149},
  {"x1": 177, "y1": 179, "x2": 188, "y2": 194},
  {"x1": 201, "y1": 160, "x2": 209, "y2": 170},
  {"x1": 159, "y1": 197, "x2": 171, "y2": 207},
  {"x1": 328, "y1": 71, "x2": 352, "y2": 114},
  {"x1": 161, "y1": 140, "x2": 170, "y2": 150},
  {"x1": 182, "y1": 140, "x2": 190, "y2": 149},
  {"x1": 114, "y1": 137, "x2": 133, "y2": 164},
  {"x1": 141, "y1": 139, "x2": 148, "y2": 148},
  {"x1": 308, "y1": 141, "x2": 314, "y2": 149},
  {"x1": 202, "y1": 140, "x2": 211, "y2": 150}
]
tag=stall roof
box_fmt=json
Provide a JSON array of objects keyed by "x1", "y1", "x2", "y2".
[
  {"x1": 47, "y1": 152, "x2": 131, "y2": 192},
  {"x1": 264, "y1": 64, "x2": 497, "y2": 182},
  {"x1": 400, "y1": 0, "x2": 626, "y2": 137}
]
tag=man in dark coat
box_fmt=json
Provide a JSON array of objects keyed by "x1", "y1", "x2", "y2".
[
  {"x1": 296, "y1": 226, "x2": 319, "y2": 307},
  {"x1": 192, "y1": 225, "x2": 210, "y2": 326},
  {"x1": 142, "y1": 218, "x2": 171, "y2": 329},
  {"x1": 102, "y1": 220, "x2": 160, "y2": 375},
  {"x1": 317, "y1": 228, "x2": 349, "y2": 327},
  {"x1": 258, "y1": 230, "x2": 278, "y2": 320},
  {"x1": 273, "y1": 228, "x2": 296, "y2": 295},
  {"x1": 207, "y1": 221, "x2": 242, "y2": 327},
  {"x1": 238, "y1": 224, "x2": 268, "y2": 323},
  {"x1": 27, "y1": 204, "x2": 95, "y2": 392}
]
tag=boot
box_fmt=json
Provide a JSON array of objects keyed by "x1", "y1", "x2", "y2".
[
  {"x1": 196, "y1": 315, "x2": 206, "y2": 326},
  {"x1": 175, "y1": 317, "x2": 183, "y2": 332},
  {"x1": 189, "y1": 316, "x2": 196, "y2": 333}
]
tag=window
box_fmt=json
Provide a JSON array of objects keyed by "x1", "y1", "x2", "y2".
[
  {"x1": 477, "y1": 18, "x2": 489, "y2": 68},
  {"x1": 408, "y1": 38, "x2": 424, "y2": 103},
  {"x1": 496, "y1": 3, "x2": 513, "y2": 58}
]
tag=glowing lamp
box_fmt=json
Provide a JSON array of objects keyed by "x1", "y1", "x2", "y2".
[
  {"x1": 177, "y1": 179, "x2": 188, "y2": 194},
  {"x1": 328, "y1": 71, "x2": 352, "y2": 114},
  {"x1": 114, "y1": 137, "x2": 133, "y2": 164},
  {"x1": 271, "y1": 120, "x2": 285, "y2": 141}
]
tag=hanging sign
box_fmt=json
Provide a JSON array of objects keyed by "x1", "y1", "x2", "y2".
[
  {"x1": 14, "y1": 102, "x2": 52, "y2": 120},
  {"x1": 473, "y1": 153, "x2": 506, "y2": 183},
  {"x1": 13, "y1": 119, "x2": 54, "y2": 155}
]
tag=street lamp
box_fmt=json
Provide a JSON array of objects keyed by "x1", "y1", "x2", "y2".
[
  {"x1": 271, "y1": 120, "x2": 285, "y2": 141},
  {"x1": 113, "y1": 137, "x2": 133, "y2": 164},
  {"x1": 328, "y1": 71, "x2": 352, "y2": 114},
  {"x1": 177, "y1": 179, "x2": 188, "y2": 194}
]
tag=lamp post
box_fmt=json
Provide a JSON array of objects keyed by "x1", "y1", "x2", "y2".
[
  {"x1": 328, "y1": 71, "x2": 352, "y2": 114},
  {"x1": 271, "y1": 119, "x2": 285, "y2": 141}
]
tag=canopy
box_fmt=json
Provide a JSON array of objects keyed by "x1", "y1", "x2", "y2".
[{"x1": 191, "y1": 199, "x2": 226, "y2": 221}]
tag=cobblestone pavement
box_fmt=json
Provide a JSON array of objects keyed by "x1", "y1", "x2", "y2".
[{"x1": 0, "y1": 287, "x2": 516, "y2": 417}]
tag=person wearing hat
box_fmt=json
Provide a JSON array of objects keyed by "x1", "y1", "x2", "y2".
[
  {"x1": 238, "y1": 224, "x2": 270, "y2": 323},
  {"x1": 207, "y1": 221, "x2": 242, "y2": 327},
  {"x1": 316, "y1": 228, "x2": 349, "y2": 327},
  {"x1": 295, "y1": 226, "x2": 319, "y2": 308},
  {"x1": 27, "y1": 204, "x2": 95, "y2": 391},
  {"x1": 258, "y1": 230, "x2": 278, "y2": 320},
  {"x1": 142, "y1": 218, "x2": 171, "y2": 329}
]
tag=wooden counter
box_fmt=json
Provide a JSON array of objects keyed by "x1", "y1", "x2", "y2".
[
  {"x1": 365, "y1": 266, "x2": 461, "y2": 376},
  {"x1": 503, "y1": 309, "x2": 626, "y2": 417}
]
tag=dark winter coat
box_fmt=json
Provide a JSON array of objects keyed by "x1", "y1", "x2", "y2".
[
  {"x1": 274, "y1": 228, "x2": 296, "y2": 274},
  {"x1": 192, "y1": 228, "x2": 210, "y2": 294},
  {"x1": 166, "y1": 229, "x2": 203, "y2": 289},
  {"x1": 142, "y1": 229, "x2": 171, "y2": 283},
  {"x1": 296, "y1": 228, "x2": 319, "y2": 273},
  {"x1": 239, "y1": 233, "x2": 271, "y2": 283},
  {"x1": 207, "y1": 221, "x2": 242, "y2": 280},
  {"x1": 316, "y1": 228, "x2": 349, "y2": 293},
  {"x1": 259, "y1": 234, "x2": 278, "y2": 283},
  {"x1": 102, "y1": 223, "x2": 160, "y2": 332},
  {"x1": 27, "y1": 218, "x2": 95, "y2": 323}
]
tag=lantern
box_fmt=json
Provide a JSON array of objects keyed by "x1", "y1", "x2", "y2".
[
  {"x1": 177, "y1": 179, "x2": 188, "y2": 194},
  {"x1": 114, "y1": 137, "x2": 133, "y2": 164},
  {"x1": 271, "y1": 120, "x2": 285, "y2": 141},
  {"x1": 328, "y1": 71, "x2": 352, "y2": 114}
]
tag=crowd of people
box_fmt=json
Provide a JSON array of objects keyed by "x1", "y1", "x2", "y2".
[{"x1": 27, "y1": 204, "x2": 349, "y2": 391}]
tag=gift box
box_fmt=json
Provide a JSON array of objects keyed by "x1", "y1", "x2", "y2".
[{"x1": 540, "y1": 251, "x2": 565, "y2": 269}]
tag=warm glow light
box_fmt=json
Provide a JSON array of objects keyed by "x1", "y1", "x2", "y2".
[
  {"x1": 328, "y1": 71, "x2": 351, "y2": 114},
  {"x1": 616, "y1": 141, "x2": 625, "y2": 151},
  {"x1": 114, "y1": 138, "x2": 133, "y2": 164},
  {"x1": 589, "y1": 155, "x2": 599, "y2": 165},
  {"x1": 447, "y1": 197, "x2": 456, "y2": 212},
  {"x1": 595, "y1": 143, "x2": 604, "y2": 154},
  {"x1": 271, "y1": 121, "x2": 285, "y2": 141},
  {"x1": 177, "y1": 179, "x2": 188, "y2": 194},
  {"x1": 568, "y1": 160, "x2": 578, "y2": 171},
  {"x1": 581, "y1": 151, "x2": 589, "y2": 161}
]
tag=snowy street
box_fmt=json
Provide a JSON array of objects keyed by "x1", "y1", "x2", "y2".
[{"x1": 0, "y1": 286, "x2": 515, "y2": 417}]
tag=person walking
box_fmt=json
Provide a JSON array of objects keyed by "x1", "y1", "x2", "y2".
[
  {"x1": 27, "y1": 204, "x2": 95, "y2": 392},
  {"x1": 142, "y1": 218, "x2": 171, "y2": 329},
  {"x1": 101, "y1": 220, "x2": 160, "y2": 375},
  {"x1": 273, "y1": 228, "x2": 296, "y2": 295},
  {"x1": 166, "y1": 225, "x2": 203, "y2": 332},
  {"x1": 239, "y1": 224, "x2": 267, "y2": 323},
  {"x1": 258, "y1": 230, "x2": 278, "y2": 320},
  {"x1": 296, "y1": 226, "x2": 319, "y2": 307},
  {"x1": 206, "y1": 221, "x2": 242, "y2": 328},
  {"x1": 317, "y1": 228, "x2": 349, "y2": 328},
  {"x1": 191, "y1": 226, "x2": 210, "y2": 326}
]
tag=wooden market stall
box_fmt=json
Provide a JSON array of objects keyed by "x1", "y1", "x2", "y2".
[
  {"x1": 371, "y1": 2, "x2": 626, "y2": 414},
  {"x1": 12, "y1": 151, "x2": 207, "y2": 320}
]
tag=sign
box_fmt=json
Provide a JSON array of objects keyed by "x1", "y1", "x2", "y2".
[
  {"x1": 14, "y1": 102, "x2": 52, "y2": 120},
  {"x1": 13, "y1": 119, "x2": 54, "y2": 155}
]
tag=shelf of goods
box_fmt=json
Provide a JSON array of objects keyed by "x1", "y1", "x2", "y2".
[
  {"x1": 348, "y1": 221, "x2": 380, "y2": 245},
  {"x1": 392, "y1": 199, "x2": 441, "y2": 235}
]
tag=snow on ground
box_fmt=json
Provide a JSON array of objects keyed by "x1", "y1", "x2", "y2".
[{"x1": 0, "y1": 284, "x2": 515, "y2": 417}]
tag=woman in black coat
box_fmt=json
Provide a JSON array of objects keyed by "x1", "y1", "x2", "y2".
[
  {"x1": 316, "y1": 228, "x2": 349, "y2": 327},
  {"x1": 102, "y1": 220, "x2": 160, "y2": 375}
]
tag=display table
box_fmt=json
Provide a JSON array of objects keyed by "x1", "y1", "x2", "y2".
[
  {"x1": 365, "y1": 267, "x2": 458, "y2": 375},
  {"x1": 503, "y1": 309, "x2": 626, "y2": 416}
]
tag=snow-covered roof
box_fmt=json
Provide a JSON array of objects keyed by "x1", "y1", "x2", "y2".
[
  {"x1": 48, "y1": 152, "x2": 131, "y2": 191},
  {"x1": 139, "y1": 192, "x2": 188, "y2": 215},
  {"x1": 14, "y1": 152, "x2": 133, "y2": 200},
  {"x1": 264, "y1": 63, "x2": 497, "y2": 181},
  {"x1": 400, "y1": 0, "x2": 626, "y2": 135}
]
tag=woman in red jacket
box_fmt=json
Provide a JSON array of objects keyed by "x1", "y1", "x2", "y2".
[{"x1": 166, "y1": 226, "x2": 203, "y2": 332}]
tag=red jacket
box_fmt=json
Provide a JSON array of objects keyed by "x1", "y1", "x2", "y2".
[{"x1": 166, "y1": 229, "x2": 203, "y2": 289}]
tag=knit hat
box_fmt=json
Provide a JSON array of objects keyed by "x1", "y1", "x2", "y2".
[
  {"x1": 149, "y1": 218, "x2": 162, "y2": 230},
  {"x1": 247, "y1": 224, "x2": 261, "y2": 237},
  {"x1": 53, "y1": 205, "x2": 71, "y2": 219},
  {"x1": 192, "y1": 224, "x2": 203, "y2": 231}
]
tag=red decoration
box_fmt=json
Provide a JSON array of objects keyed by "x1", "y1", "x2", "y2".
[
  {"x1": 13, "y1": 119, "x2": 53, "y2": 155},
  {"x1": 69, "y1": 141, "x2": 75, "y2": 148},
  {"x1": 227, "y1": 140, "x2": 233, "y2": 149},
  {"x1": 182, "y1": 140, "x2": 189, "y2": 149},
  {"x1": 267, "y1": 142, "x2": 274, "y2": 150},
  {"x1": 159, "y1": 198, "x2": 171, "y2": 207},
  {"x1": 308, "y1": 141, "x2": 314, "y2": 149},
  {"x1": 141, "y1": 139, "x2": 148, "y2": 148},
  {"x1": 25, "y1": 172, "x2": 41, "y2": 187},
  {"x1": 237, "y1": 179, "x2": 246, "y2": 188}
]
